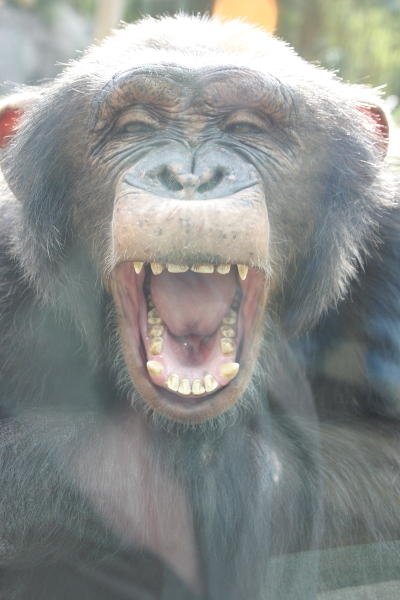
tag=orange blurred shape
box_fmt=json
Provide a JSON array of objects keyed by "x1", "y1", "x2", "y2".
[{"x1": 212, "y1": 0, "x2": 278, "y2": 32}]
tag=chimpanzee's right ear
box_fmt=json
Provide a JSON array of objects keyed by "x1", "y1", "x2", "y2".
[
  {"x1": 0, "y1": 92, "x2": 39, "y2": 148},
  {"x1": 357, "y1": 101, "x2": 390, "y2": 158}
]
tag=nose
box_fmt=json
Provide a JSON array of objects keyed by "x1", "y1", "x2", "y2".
[
  {"x1": 123, "y1": 144, "x2": 259, "y2": 200},
  {"x1": 157, "y1": 164, "x2": 225, "y2": 196}
]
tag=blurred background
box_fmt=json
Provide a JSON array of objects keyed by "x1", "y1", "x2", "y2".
[{"x1": 0, "y1": 0, "x2": 399, "y2": 123}]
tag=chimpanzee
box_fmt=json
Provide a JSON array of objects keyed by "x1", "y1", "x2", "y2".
[{"x1": 0, "y1": 15, "x2": 399, "y2": 600}]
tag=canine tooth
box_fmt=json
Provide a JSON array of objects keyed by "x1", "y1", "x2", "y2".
[
  {"x1": 219, "y1": 362, "x2": 240, "y2": 380},
  {"x1": 220, "y1": 338, "x2": 236, "y2": 355},
  {"x1": 222, "y1": 310, "x2": 237, "y2": 325},
  {"x1": 237, "y1": 264, "x2": 249, "y2": 280},
  {"x1": 221, "y1": 326, "x2": 236, "y2": 338},
  {"x1": 146, "y1": 360, "x2": 164, "y2": 377},
  {"x1": 151, "y1": 262, "x2": 164, "y2": 275},
  {"x1": 149, "y1": 325, "x2": 164, "y2": 337},
  {"x1": 167, "y1": 373, "x2": 180, "y2": 392},
  {"x1": 133, "y1": 261, "x2": 144, "y2": 274},
  {"x1": 167, "y1": 264, "x2": 189, "y2": 273},
  {"x1": 178, "y1": 379, "x2": 191, "y2": 395},
  {"x1": 192, "y1": 379, "x2": 206, "y2": 395},
  {"x1": 204, "y1": 374, "x2": 218, "y2": 393},
  {"x1": 217, "y1": 264, "x2": 231, "y2": 275},
  {"x1": 191, "y1": 264, "x2": 214, "y2": 274},
  {"x1": 149, "y1": 337, "x2": 163, "y2": 355}
]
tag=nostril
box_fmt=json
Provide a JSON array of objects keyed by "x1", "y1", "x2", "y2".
[
  {"x1": 197, "y1": 167, "x2": 225, "y2": 194},
  {"x1": 156, "y1": 165, "x2": 226, "y2": 195},
  {"x1": 158, "y1": 166, "x2": 184, "y2": 192}
]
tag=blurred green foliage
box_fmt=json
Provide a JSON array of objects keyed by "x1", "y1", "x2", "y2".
[{"x1": 279, "y1": 0, "x2": 400, "y2": 98}]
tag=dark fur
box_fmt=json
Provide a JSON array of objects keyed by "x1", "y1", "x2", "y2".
[{"x1": 0, "y1": 15, "x2": 399, "y2": 600}]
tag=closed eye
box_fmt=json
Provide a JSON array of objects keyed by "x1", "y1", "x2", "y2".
[
  {"x1": 223, "y1": 111, "x2": 267, "y2": 136},
  {"x1": 224, "y1": 121, "x2": 265, "y2": 135},
  {"x1": 114, "y1": 108, "x2": 160, "y2": 136},
  {"x1": 118, "y1": 121, "x2": 157, "y2": 135}
]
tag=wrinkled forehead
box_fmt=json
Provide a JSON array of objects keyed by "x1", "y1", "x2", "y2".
[{"x1": 91, "y1": 65, "x2": 291, "y2": 129}]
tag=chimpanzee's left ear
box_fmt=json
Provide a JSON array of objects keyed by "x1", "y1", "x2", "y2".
[
  {"x1": 358, "y1": 101, "x2": 390, "y2": 157},
  {"x1": 0, "y1": 92, "x2": 38, "y2": 148}
]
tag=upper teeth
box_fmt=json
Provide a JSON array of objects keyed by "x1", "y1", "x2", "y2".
[
  {"x1": 150, "y1": 262, "x2": 164, "y2": 275},
  {"x1": 132, "y1": 262, "x2": 249, "y2": 280},
  {"x1": 166, "y1": 264, "x2": 189, "y2": 273},
  {"x1": 237, "y1": 264, "x2": 248, "y2": 281},
  {"x1": 133, "y1": 261, "x2": 144, "y2": 274},
  {"x1": 216, "y1": 264, "x2": 231, "y2": 274},
  {"x1": 191, "y1": 264, "x2": 215, "y2": 274}
]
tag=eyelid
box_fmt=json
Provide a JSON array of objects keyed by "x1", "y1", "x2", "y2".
[
  {"x1": 224, "y1": 111, "x2": 266, "y2": 130},
  {"x1": 115, "y1": 109, "x2": 159, "y2": 130}
]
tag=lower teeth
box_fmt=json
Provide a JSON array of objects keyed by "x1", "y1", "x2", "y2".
[
  {"x1": 221, "y1": 338, "x2": 235, "y2": 355},
  {"x1": 178, "y1": 379, "x2": 191, "y2": 395},
  {"x1": 192, "y1": 379, "x2": 206, "y2": 395},
  {"x1": 147, "y1": 363, "x2": 240, "y2": 396},
  {"x1": 145, "y1": 294, "x2": 240, "y2": 395}
]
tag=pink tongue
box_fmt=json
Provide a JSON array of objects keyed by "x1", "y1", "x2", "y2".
[{"x1": 150, "y1": 271, "x2": 237, "y2": 337}]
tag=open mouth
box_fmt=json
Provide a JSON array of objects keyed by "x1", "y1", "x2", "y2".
[{"x1": 111, "y1": 260, "x2": 266, "y2": 423}]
